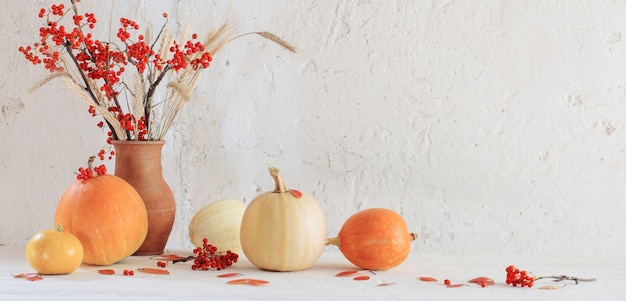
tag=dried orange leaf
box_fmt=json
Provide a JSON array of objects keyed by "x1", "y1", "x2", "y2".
[
  {"x1": 247, "y1": 279, "x2": 270, "y2": 286},
  {"x1": 335, "y1": 270, "x2": 359, "y2": 277},
  {"x1": 289, "y1": 189, "x2": 303, "y2": 198},
  {"x1": 468, "y1": 277, "x2": 493, "y2": 283},
  {"x1": 419, "y1": 276, "x2": 438, "y2": 282},
  {"x1": 26, "y1": 275, "x2": 44, "y2": 281},
  {"x1": 152, "y1": 254, "x2": 185, "y2": 261},
  {"x1": 227, "y1": 278, "x2": 252, "y2": 284},
  {"x1": 227, "y1": 278, "x2": 269, "y2": 286},
  {"x1": 13, "y1": 273, "x2": 39, "y2": 278},
  {"x1": 477, "y1": 281, "x2": 495, "y2": 287},
  {"x1": 98, "y1": 269, "x2": 115, "y2": 275},
  {"x1": 538, "y1": 284, "x2": 566, "y2": 290},
  {"x1": 217, "y1": 272, "x2": 243, "y2": 278},
  {"x1": 446, "y1": 284, "x2": 467, "y2": 288},
  {"x1": 138, "y1": 268, "x2": 170, "y2": 275},
  {"x1": 354, "y1": 275, "x2": 370, "y2": 281}
]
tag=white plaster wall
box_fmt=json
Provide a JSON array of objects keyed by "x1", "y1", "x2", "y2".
[{"x1": 3, "y1": 0, "x2": 626, "y2": 257}]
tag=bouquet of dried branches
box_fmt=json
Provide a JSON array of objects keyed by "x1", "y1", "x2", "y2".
[{"x1": 19, "y1": 0, "x2": 295, "y2": 155}]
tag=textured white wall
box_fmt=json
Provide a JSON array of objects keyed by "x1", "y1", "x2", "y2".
[{"x1": 3, "y1": 0, "x2": 626, "y2": 257}]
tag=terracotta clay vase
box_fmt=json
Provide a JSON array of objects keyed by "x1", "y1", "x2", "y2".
[{"x1": 111, "y1": 140, "x2": 175, "y2": 255}]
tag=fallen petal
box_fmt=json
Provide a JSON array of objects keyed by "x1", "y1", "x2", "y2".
[
  {"x1": 335, "y1": 270, "x2": 359, "y2": 277},
  {"x1": 538, "y1": 284, "x2": 566, "y2": 290},
  {"x1": 26, "y1": 275, "x2": 44, "y2": 281},
  {"x1": 419, "y1": 276, "x2": 438, "y2": 282},
  {"x1": 477, "y1": 280, "x2": 495, "y2": 287},
  {"x1": 153, "y1": 254, "x2": 187, "y2": 261},
  {"x1": 227, "y1": 278, "x2": 269, "y2": 286},
  {"x1": 138, "y1": 268, "x2": 170, "y2": 275},
  {"x1": 217, "y1": 272, "x2": 243, "y2": 278},
  {"x1": 446, "y1": 284, "x2": 467, "y2": 288},
  {"x1": 468, "y1": 277, "x2": 493, "y2": 283},
  {"x1": 247, "y1": 279, "x2": 270, "y2": 286},
  {"x1": 289, "y1": 189, "x2": 303, "y2": 198},
  {"x1": 13, "y1": 273, "x2": 40, "y2": 278}
]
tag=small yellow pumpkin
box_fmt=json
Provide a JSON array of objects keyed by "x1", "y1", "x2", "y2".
[
  {"x1": 240, "y1": 167, "x2": 326, "y2": 272},
  {"x1": 188, "y1": 199, "x2": 246, "y2": 253},
  {"x1": 25, "y1": 224, "x2": 84, "y2": 275}
]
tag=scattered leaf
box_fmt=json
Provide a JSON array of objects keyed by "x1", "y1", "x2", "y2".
[
  {"x1": 377, "y1": 282, "x2": 396, "y2": 286},
  {"x1": 26, "y1": 275, "x2": 44, "y2": 281},
  {"x1": 538, "y1": 284, "x2": 566, "y2": 290},
  {"x1": 138, "y1": 268, "x2": 170, "y2": 275},
  {"x1": 98, "y1": 269, "x2": 115, "y2": 275},
  {"x1": 468, "y1": 277, "x2": 493, "y2": 283},
  {"x1": 446, "y1": 284, "x2": 467, "y2": 288},
  {"x1": 419, "y1": 276, "x2": 438, "y2": 282},
  {"x1": 13, "y1": 273, "x2": 40, "y2": 278},
  {"x1": 227, "y1": 278, "x2": 269, "y2": 286},
  {"x1": 335, "y1": 270, "x2": 359, "y2": 277},
  {"x1": 152, "y1": 254, "x2": 195, "y2": 263},
  {"x1": 152, "y1": 254, "x2": 186, "y2": 261},
  {"x1": 218, "y1": 272, "x2": 243, "y2": 278},
  {"x1": 477, "y1": 281, "x2": 495, "y2": 287},
  {"x1": 354, "y1": 275, "x2": 370, "y2": 281},
  {"x1": 247, "y1": 279, "x2": 270, "y2": 286},
  {"x1": 289, "y1": 189, "x2": 303, "y2": 198}
]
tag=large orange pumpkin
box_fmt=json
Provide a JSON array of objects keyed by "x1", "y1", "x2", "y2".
[
  {"x1": 327, "y1": 208, "x2": 417, "y2": 270},
  {"x1": 54, "y1": 173, "x2": 148, "y2": 265}
]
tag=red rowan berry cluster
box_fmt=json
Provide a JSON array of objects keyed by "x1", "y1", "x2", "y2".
[
  {"x1": 123, "y1": 269, "x2": 134, "y2": 276},
  {"x1": 191, "y1": 238, "x2": 239, "y2": 271},
  {"x1": 19, "y1": 0, "x2": 214, "y2": 143},
  {"x1": 505, "y1": 265, "x2": 535, "y2": 288},
  {"x1": 157, "y1": 261, "x2": 167, "y2": 268},
  {"x1": 76, "y1": 164, "x2": 106, "y2": 180}
]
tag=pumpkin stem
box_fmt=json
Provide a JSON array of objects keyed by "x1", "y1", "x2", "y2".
[
  {"x1": 87, "y1": 155, "x2": 96, "y2": 178},
  {"x1": 410, "y1": 232, "x2": 418, "y2": 241},
  {"x1": 325, "y1": 236, "x2": 340, "y2": 247},
  {"x1": 268, "y1": 166, "x2": 288, "y2": 193}
]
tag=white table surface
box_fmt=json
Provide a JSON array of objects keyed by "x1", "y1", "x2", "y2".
[{"x1": 1, "y1": 245, "x2": 624, "y2": 300}]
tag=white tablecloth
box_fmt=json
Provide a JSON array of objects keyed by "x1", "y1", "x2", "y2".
[{"x1": 1, "y1": 245, "x2": 624, "y2": 300}]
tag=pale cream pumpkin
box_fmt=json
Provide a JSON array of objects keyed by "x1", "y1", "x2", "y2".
[
  {"x1": 240, "y1": 167, "x2": 326, "y2": 272},
  {"x1": 188, "y1": 199, "x2": 246, "y2": 254}
]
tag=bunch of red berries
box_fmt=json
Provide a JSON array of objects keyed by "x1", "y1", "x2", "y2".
[
  {"x1": 76, "y1": 164, "x2": 107, "y2": 180},
  {"x1": 505, "y1": 265, "x2": 535, "y2": 288},
  {"x1": 191, "y1": 238, "x2": 238, "y2": 271}
]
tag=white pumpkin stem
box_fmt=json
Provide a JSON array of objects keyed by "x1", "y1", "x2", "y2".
[
  {"x1": 268, "y1": 166, "x2": 288, "y2": 193},
  {"x1": 325, "y1": 236, "x2": 340, "y2": 247}
]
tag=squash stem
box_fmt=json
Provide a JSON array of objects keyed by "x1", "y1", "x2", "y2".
[
  {"x1": 268, "y1": 166, "x2": 288, "y2": 193},
  {"x1": 87, "y1": 155, "x2": 97, "y2": 178},
  {"x1": 325, "y1": 236, "x2": 340, "y2": 247}
]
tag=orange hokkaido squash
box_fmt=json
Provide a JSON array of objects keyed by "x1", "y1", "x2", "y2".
[
  {"x1": 54, "y1": 160, "x2": 148, "y2": 265},
  {"x1": 327, "y1": 208, "x2": 417, "y2": 270}
]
